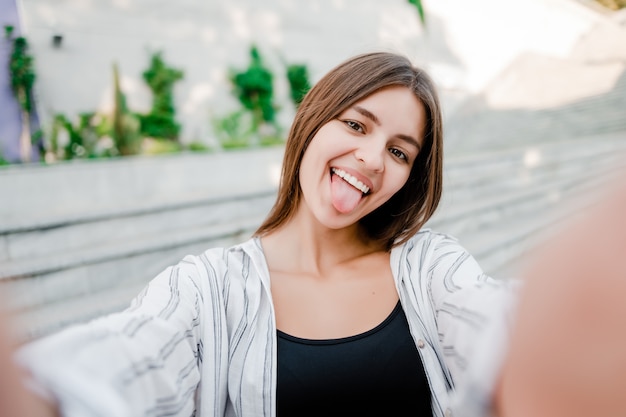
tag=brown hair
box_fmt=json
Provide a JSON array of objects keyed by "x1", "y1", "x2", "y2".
[{"x1": 254, "y1": 52, "x2": 443, "y2": 250}]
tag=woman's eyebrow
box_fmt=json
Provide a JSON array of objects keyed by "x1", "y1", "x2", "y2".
[
  {"x1": 353, "y1": 105, "x2": 380, "y2": 125},
  {"x1": 397, "y1": 134, "x2": 421, "y2": 151},
  {"x1": 353, "y1": 105, "x2": 421, "y2": 151}
]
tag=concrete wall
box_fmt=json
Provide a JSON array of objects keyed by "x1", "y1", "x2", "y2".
[
  {"x1": 15, "y1": 0, "x2": 606, "y2": 145},
  {"x1": 0, "y1": 146, "x2": 284, "y2": 229},
  {"x1": 17, "y1": 0, "x2": 433, "y2": 146}
]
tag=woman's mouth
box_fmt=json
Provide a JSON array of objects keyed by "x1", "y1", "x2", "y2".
[
  {"x1": 329, "y1": 168, "x2": 371, "y2": 214},
  {"x1": 331, "y1": 168, "x2": 370, "y2": 194}
]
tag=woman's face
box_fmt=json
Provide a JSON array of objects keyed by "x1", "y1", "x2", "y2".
[{"x1": 297, "y1": 86, "x2": 426, "y2": 230}]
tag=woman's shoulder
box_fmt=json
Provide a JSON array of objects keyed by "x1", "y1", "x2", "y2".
[
  {"x1": 188, "y1": 236, "x2": 261, "y2": 261},
  {"x1": 183, "y1": 236, "x2": 269, "y2": 283},
  {"x1": 399, "y1": 228, "x2": 465, "y2": 252},
  {"x1": 393, "y1": 228, "x2": 477, "y2": 271}
]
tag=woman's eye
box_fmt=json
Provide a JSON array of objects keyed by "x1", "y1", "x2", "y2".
[
  {"x1": 344, "y1": 120, "x2": 364, "y2": 132},
  {"x1": 389, "y1": 148, "x2": 408, "y2": 161}
]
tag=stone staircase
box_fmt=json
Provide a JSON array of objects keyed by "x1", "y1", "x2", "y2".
[
  {"x1": 431, "y1": 132, "x2": 626, "y2": 278},
  {"x1": 2, "y1": 131, "x2": 625, "y2": 342}
]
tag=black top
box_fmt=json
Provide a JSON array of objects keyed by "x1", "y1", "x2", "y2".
[{"x1": 276, "y1": 301, "x2": 432, "y2": 416}]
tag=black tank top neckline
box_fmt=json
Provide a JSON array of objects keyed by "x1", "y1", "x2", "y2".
[{"x1": 277, "y1": 300, "x2": 403, "y2": 345}]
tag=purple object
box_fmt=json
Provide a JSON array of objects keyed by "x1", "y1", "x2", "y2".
[{"x1": 1, "y1": 0, "x2": 40, "y2": 163}]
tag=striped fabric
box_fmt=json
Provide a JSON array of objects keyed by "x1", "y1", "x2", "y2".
[{"x1": 16, "y1": 229, "x2": 516, "y2": 417}]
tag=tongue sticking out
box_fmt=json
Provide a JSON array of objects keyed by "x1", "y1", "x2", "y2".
[{"x1": 331, "y1": 173, "x2": 364, "y2": 214}]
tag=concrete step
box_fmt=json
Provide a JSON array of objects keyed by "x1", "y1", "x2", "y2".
[
  {"x1": 3, "y1": 220, "x2": 261, "y2": 341},
  {"x1": 442, "y1": 133, "x2": 626, "y2": 200},
  {"x1": 431, "y1": 155, "x2": 625, "y2": 238},
  {"x1": 454, "y1": 167, "x2": 615, "y2": 277},
  {"x1": 2, "y1": 214, "x2": 265, "y2": 309},
  {"x1": 464, "y1": 196, "x2": 593, "y2": 279},
  {"x1": 7, "y1": 232, "x2": 249, "y2": 341},
  {"x1": 446, "y1": 101, "x2": 626, "y2": 154},
  {"x1": 1, "y1": 191, "x2": 276, "y2": 264}
]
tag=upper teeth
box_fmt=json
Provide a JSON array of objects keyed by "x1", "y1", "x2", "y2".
[{"x1": 332, "y1": 168, "x2": 370, "y2": 194}]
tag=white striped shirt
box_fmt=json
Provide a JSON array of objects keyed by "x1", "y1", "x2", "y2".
[{"x1": 17, "y1": 229, "x2": 516, "y2": 417}]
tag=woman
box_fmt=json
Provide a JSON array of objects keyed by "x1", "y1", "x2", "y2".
[{"x1": 14, "y1": 52, "x2": 515, "y2": 417}]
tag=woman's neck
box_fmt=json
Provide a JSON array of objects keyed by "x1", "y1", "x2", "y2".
[{"x1": 260, "y1": 210, "x2": 383, "y2": 277}]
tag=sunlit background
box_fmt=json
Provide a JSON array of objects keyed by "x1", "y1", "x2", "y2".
[{"x1": 1, "y1": 0, "x2": 625, "y2": 342}]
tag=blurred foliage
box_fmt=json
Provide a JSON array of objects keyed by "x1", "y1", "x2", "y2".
[
  {"x1": 9, "y1": 36, "x2": 37, "y2": 162},
  {"x1": 141, "y1": 138, "x2": 182, "y2": 155},
  {"x1": 139, "y1": 52, "x2": 184, "y2": 140},
  {"x1": 4, "y1": 24, "x2": 14, "y2": 39},
  {"x1": 213, "y1": 45, "x2": 287, "y2": 150},
  {"x1": 407, "y1": 0, "x2": 426, "y2": 25},
  {"x1": 259, "y1": 135, "x2": 286, "y2": 147},
  {"x1": 45, "y1": 64, "x2": 142, "y2": 161},
  {"x1": 187, "y1": 141, "x2": 212, "y2": 153},
  {"x1": 112, "y1": 63, "x2": 142, "y2": 155},
  {"x1": 212, "y1": 107, "x2": 284, "y2": 150},
  {"x1": 230, "y1": 46, "x2": 276, "y2": 127},
  {"x1": 9, "y1": 37, "x2": 35, "y2": 114},
  {"x1": 49, "y1": 113, "x2": 117, "y2": 160},
  {"x1": 286, "y1": 63, "x2": 311, "y2": 107},
  {"x1": 5, "y1": 41, "x2": 308, "y2": 165},
  {"x1": 212, "y1": 110, "x2": 256, "y2": 149}
]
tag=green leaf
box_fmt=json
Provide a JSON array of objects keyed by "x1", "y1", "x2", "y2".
[{"x1": 407, "y1": 0, "x2": 426, "y2": 26}]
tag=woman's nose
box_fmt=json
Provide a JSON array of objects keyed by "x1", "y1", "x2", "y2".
[{"x1": 354, "y1": 140, "x2": 385, "y2": 173}]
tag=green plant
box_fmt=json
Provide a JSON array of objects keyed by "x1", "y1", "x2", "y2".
[
  {"x1": 140, "y1": 52, "x2": 183, "y2": 140},
  {"x1": 286, "y1": 63, "x2": 311, "y2": 108},
  {"x1": 211, "y1": 110, "x2": 255, "y2": 149},
  {"x1": 230, "y1": 46, "x2": 277, "y2": 131},
  {"x1": 111, "y1": 63, "x2": 141, "y2": 155},
  {"x1": 4, "y1": 25, "x2": 14, "y2": 39},
  {"x1": 187, "y1": 141, "x2": 212, "y2": 152},
  {"x1": 9, "y1": 36, "x2": 36, "y2": 162},
  {"x1": 407, "y1": 0, "x2": 426, "y2": 26},
  {"x1": 48, "y1": 112, "x2": 118, "y2": 161},
  {"x1": 258, "y1": 135, "x2": 285, "y2": 147},
  {"x1": 51, "y1": 114, "x2": 85, "y2": 159},
  {"x1": 141, "y1": 138, "x2": 182, "y2": 155}
]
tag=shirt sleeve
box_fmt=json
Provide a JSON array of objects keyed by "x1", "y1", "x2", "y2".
[
  {"x1": 15, "y1": 255, "x2": 208, "y2": 417},
  {"x1": 425, "y1": 232, "x2": 520, "y2": 417}
]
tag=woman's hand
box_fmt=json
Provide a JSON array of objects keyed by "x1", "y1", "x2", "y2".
[
  {"x1": 495, "y1": 177, "x2": 626, "y2": 417},
  {"x1": 0, "y1": 310, "x2": 59, "y2": 417}
]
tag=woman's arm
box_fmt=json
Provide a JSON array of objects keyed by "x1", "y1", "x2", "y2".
[
  {"x1": 494, "y1": 177, "x2": 626, "y2": 417},
  {"x1": 11, "y1": 255, "x2": 209, "y2": 417},
  {"x1": 0, "y1": 310, "x2": 59, "y2": 417},
  {"x1": 419, "y1": 232, "x2": 518, "y2": 417}
]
